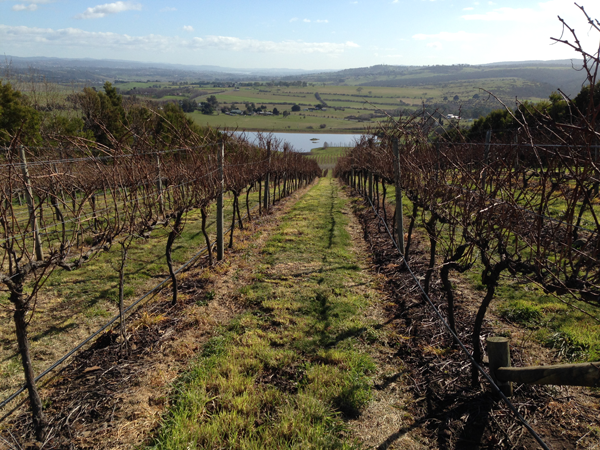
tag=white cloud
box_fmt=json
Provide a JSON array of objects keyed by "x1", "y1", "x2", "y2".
[
  {"x1": 413, "y1": 31, "x2": 484, "y2": 42},
  {"x1": 160, "y1": 7, "x2": 176, "y2": 12},
  {"x1": 426, "y1": 42, "x2": 443, "y2": 50},
  {"x1": 0, "y1": 25, "x2": 359, "y2": 55},
  {"x1": 10, "y1": 0, "x2": 53, "y2": 11},
  {"x1": 461, "y1": 7, "x2": 534, "y2": 22},
  {"x1": 182, "y1": 25, "x2": 193, "y2": 32},
  {"x1": 189, "y1": 36, "x2": 359, "y2": 54},
  {"x1": 12, "y1": 3, "x2": 38, "y2": 11},
  {"x1": 74, "y1": 1, "x2": 142, "y2": 20},
  {"x1": 295, "y1": 18, "x2": 328, "y2": 24},
  {"x1": 463, "y1": 7, "x2": 474, "y2": 11}
]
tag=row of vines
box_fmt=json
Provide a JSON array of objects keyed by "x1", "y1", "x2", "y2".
[
  {"x1": 335, "y1": 7, "x2": 600, "y2": 391},
  {"x1": 0, "y1": 130, "x2": 320, "y2": 440}
]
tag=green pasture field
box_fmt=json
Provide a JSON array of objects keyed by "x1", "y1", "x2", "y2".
[{"x1": 187, "y1": 111, "x2": 371, "y2": 133}]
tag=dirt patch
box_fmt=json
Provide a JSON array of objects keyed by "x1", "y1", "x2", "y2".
[
  {"x1": 0, "y1": 182, "x2": 316, "y2": 450},
  {"x1": 346, "y1": 187, "x2": 600, "y2": 450}
]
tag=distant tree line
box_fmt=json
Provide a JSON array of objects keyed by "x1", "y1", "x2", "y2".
[
  {"x1": 443, "y1": 83, "x2": 599, "y2": 141},
  {"x1": 0, "y1": 81, "x2": 202, "y2": 149}
]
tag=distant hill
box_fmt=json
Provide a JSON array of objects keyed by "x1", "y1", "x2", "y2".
[
  {"x1": 1, "y1": 56, "x2": 588, "y2": 99},
  {"x1": 1, "y1": 55, "x2": 331, "y2": 84},
  {"x1": 301, "y1": 61, "x2": 587, "y2": 98}
]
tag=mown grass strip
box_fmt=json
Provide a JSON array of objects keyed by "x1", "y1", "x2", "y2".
[{"x1": 151, "y1": 176, "x2": 377, "y2": 449}]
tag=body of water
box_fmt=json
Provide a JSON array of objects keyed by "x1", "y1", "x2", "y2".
[{"x1": 234, "y1": 131, "x2": 365, "y2": 153}]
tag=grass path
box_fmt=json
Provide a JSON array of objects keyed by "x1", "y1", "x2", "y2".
[{"x1": 150, "y1": 177, "x2": 420, "y2": 449}]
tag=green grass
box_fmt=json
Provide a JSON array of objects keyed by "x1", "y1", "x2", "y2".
[
  {"x1": 187, "y1": 111, "x2": 370, "y2": 133},
  {"x1": 150, "y1": 176, "x2": 377, "y2": 449}
]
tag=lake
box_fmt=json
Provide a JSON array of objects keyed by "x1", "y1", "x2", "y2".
[{"x1": 234, "y1": 131, "x2": 365, "y2": 153}]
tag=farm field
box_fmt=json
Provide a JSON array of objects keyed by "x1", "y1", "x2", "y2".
[
  {"x1": 187, "y1": 110, "x2": 369, "y2": 133},
  {"x1": 2, "y1": 69, "x2": 600, "y2": 449},
  {"x1": 91, "y1": 80, "x2": 552, "y2": 132},
  {"x1": 2, "y1": 169, "x2": 600, "y2": 448}
]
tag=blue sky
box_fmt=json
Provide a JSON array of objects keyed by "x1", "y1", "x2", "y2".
[{"x1": 1, "y1": 0, "x2": 600, "y2": 70}]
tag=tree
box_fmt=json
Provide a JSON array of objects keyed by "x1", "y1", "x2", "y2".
[
  {"x1": 453, "y1": 95, "x2": 460, "y2": 101},
  {"x1": 206, "y1": 95, "x2": 219, "y2": 109},
  {"x1": 199, "y1": 101, "x2": 215, "y2": 114},
  {"x1": 291, "y1": 104, "x2": 301, "y2": 112},
  {"x1": 181, "y1": 98, "x2": 198, "y2": 112},
  {"x1": 273, "y1": 107, "x2": 279, "y2": 115},
  {"x1": 73, "y1": 81, "x2": 127, "y2": 147},
  {"x1": 0, "y1": 82, "x2": 40, "y2": 146},
  {"x1": 357, "y1": 87, "x2": 363, "y2": 93},
  {"x1": 283, "y1": 110, "x2": 290, "y2": 118}
]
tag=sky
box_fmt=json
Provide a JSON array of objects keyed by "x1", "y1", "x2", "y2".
[{"x1": 1, "y1": 0, "x2": 600, "y2": 70}]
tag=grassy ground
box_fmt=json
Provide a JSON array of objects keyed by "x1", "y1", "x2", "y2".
[
  {"x1": 187, "y1": 110, "x2": 370, "y2": 133},
  {"x1": 150, "y1": 176, "x2": 380, "y2": 449}
]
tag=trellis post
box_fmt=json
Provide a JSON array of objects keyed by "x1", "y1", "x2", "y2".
[
  {"x1": 263, "y1": 142, "x2": 271, "y2": 211},
  {"x1": 19, "y1": 146, "x2": 43, "y2": 261},
  {"x1": 216, "y1": 142, "x2": 224, "y2": 261},
  {"x1": 392, "y1": 138, "x2": 405, "y2": 255}
]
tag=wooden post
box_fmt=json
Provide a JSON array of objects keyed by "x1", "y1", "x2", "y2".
[
  {"x1": 264, "y1": 142, "x2": 271, "y2": 212},
  {"x1": 594, "y1": 139, "x2": 599, "y2": 196},
  {"x1": 435, "y1": 141, "x2": 440, "y2": 182},
  {"x1": 368, "y1": 171, "x2": 373, "y2": 201},
  {"x1": 514, "y1": 132, "x2": 520, "y2": 173},
  {"x1": 487, "y1": 336, "x2": 513, "y2": 397},
  {"x1": 19, "y1": 146, "x2": 43, "y2": 261},
  {"x1": 497, "y1": 362, "x2": 600, "y2": 388},
  {"x1": 392, "y1": 138, "x2": 405, "y2": 255},
  {"x1": 482, "y1": 129, "x2": 491, "y2": 191},
  {"x1": 351, "y1": 168, "x2": 355, "y2": 190},
  {"x1": 216, "y1": 142, "x2": 224, "y2": 261},
  {"x1": 156, "y1": 153, "x2": 164, "y2": 217}
]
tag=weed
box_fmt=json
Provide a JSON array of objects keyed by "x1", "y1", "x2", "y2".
[
  {"x1": 201, "y1": 335, "x2": 229, "y2": 358},
  {"x1": 544, "y1": 331, "x2": 589, "y2": 361},
  {"x1": 498, "y1": 300, "x2": 543, "y2": 325},
  {"x1": 133, "y1": 311, "x2": 166, "y2": 330}
]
